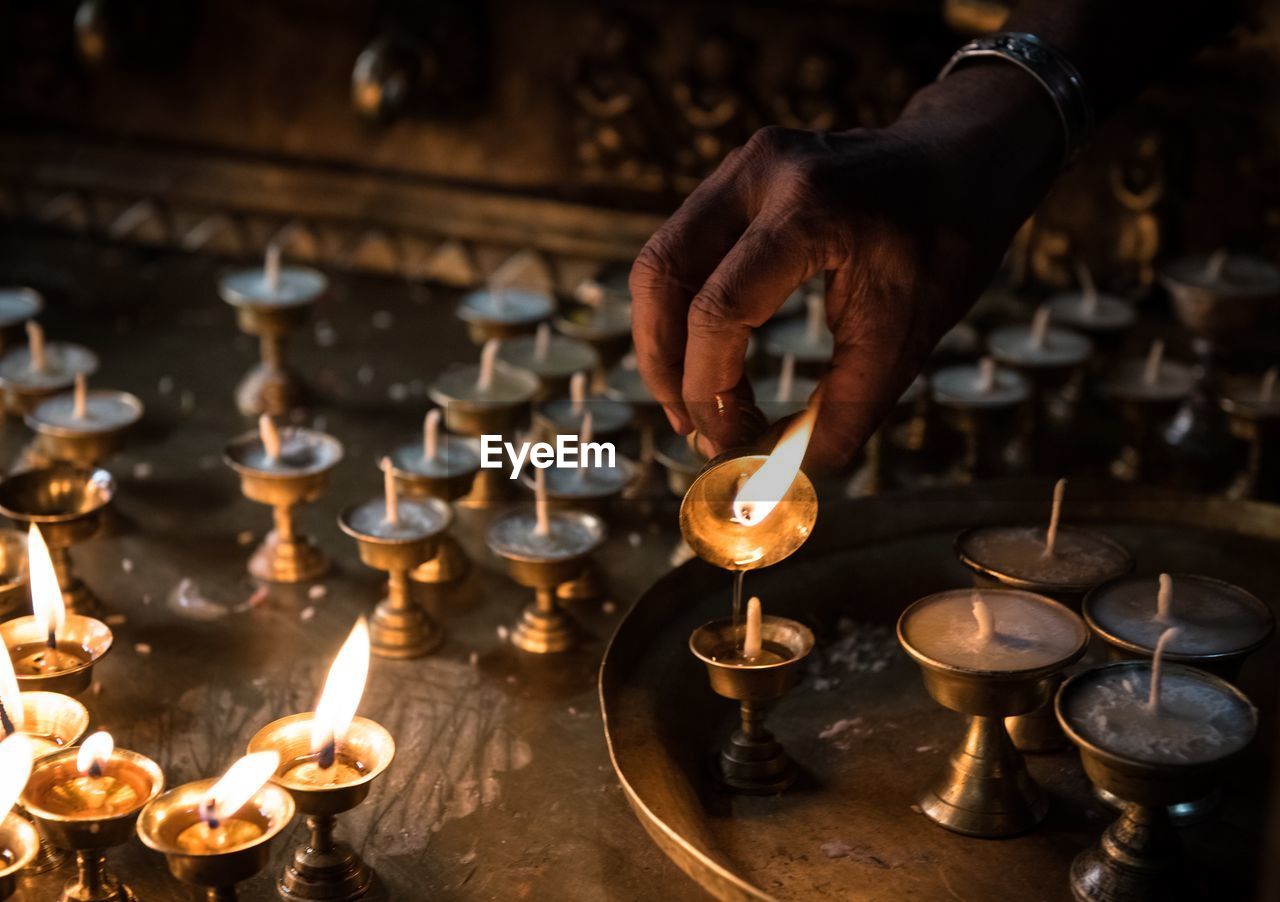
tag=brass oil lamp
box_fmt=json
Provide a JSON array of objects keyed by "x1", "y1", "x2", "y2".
[
  {"x1": 224, "y1": 416, "x2": 343, "y2": 583},
  {"x1": 137, "y1": 752, "x2": 295, "y2": 901},
  {"x1": 248, "y1": 619, "x2": 395, "y2": 901}
]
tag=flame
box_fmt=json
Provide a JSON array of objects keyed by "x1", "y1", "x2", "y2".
[
  {"x1": 310, "y1": 619, "x2": 370, "y2": 756},
  {"x1": 731, "y1": 406, "x2": 817, "y2": 526},
  {"x1": 77, "y1": 731, "x2": 113, "y2": 774},
  {"x1": 0, "y1": 733, "x2": 32, "y2": 816},
  {"x1": 200, "y1": 752, "x2": 280, "y2": 825},
  {"x1": 28, "y1": 525, "x2": 65, "y2": 643},
  {"x1": 0, "y1": 644, "x2": 22, "y2": 736}
]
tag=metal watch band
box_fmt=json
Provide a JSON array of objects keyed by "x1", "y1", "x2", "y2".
[{"x1": 937, "y1": 32, "x2": 1093, "y2": 167}]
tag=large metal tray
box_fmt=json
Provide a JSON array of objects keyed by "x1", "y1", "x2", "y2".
[{"x1": 600, "y1": 480, "x2": 1279, "y2": 901}]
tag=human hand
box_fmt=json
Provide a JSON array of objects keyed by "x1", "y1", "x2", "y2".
[{"x1": 629, "y1": 66, "x2": 1062, "y2": 469}]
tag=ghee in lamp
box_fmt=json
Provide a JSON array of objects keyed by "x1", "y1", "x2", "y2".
[
  {"x1": 281, "y1": 618, "x2": 371, "y2": 787},
  {"x1": 1085, "y1": 573, "x2": 1273, "y2": 666},
  {"x1": 37, "y1": 732, "x2": 141, "y2": 818},
  {"x1": 679, "y1": 407, "x2": 819, "y2": 572},
  {"x1": 1059, "y1": 631, "x2": 1256, "y2": 765},
  {"x1": 172, "y1": 752, "x2": 280, "y2": 853},
  {"x1": 900, "y1": 589, "x2": 1086, "y2": 672}
]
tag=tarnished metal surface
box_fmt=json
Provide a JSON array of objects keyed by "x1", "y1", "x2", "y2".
[
  {"x1": 0, "y1": 231, "x2": 703, "y2": 901},
  {"x1": 602, "y1": 480, "x2": 1278, "y2": 900}
]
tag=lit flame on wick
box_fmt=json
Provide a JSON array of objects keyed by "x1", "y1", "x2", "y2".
[
  {"x1": 731, "y1": 406, "x2": 817, "y2": 527},
  {"x1": 0, "y1": 641, "x2": 23, "y2": 737},
  {"x1": 77, "y1": 731, "x2": 114, "y2": 778},
  {"x1": 310, "y1": 618, "x2": 370, "y2": 769},
  {"x1": 29, "y1": 525, "x2": 65, "y2": 649},
  {"x1": 0, "y1": 733, "x2": 33, "y2": 817},
  {"x1": 199, "y1": 751, "x2": 280, "y2": 829}
]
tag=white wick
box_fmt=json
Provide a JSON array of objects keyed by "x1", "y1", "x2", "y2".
[
  {"x1": 382, "y1": 457, "x2": 399, "y2": 526},
  {"x1": 1029, "y1": 306, "x2": 1051, "y2": 350},
  {"x1": 1076, "y1": 262, "x2": 1099, "y2": 317},
  {"x1": 258, "y1": 414, "x2": 281, "y2": 463},
  {"x1": 26, "y1": 321, "x2": 46, "y2": 374},
  {"x1": 423, "y1": 409, "x2": 441, "y2": 462},
  {"x1": 805, "y1": 293, "x2": 824, "y2": 345},
  {"x1": 570, "y1": 370, "x2": 588, "y2": 416},
  {"x1": 1147, "y1": 626, "x2": 1182, "y2": 713},
  {"x1": 776, "y1": 354, "x2": 795, "y2": 402},
  {"x1": 534, "y1": 323, "x2": 552, "y2": 362},
  {"x1": 743, "y1": 596, "x2": 763, "y2": 660},
  {"x1": 580, "y1": 410, "x2": 594, "y2": 447},
  {"x1": 1043, "y1": 478, "x2": 1066, "y2": 558},
  {"x1": 1204, "y1": 248, "x2": 1230, "y2": 282},
  {"x1": 264, "y1": 243, "x2": 282, "y2": 295},
  {"x1": 971, "y1": 593, "x2": 995, "y2": 644},
  {"x1": 976, "y1": 356, "x2": 997, "y2": 394},
  {"x1": 477, "y1": 339, "x2": 500, "y2": 392},
  {"x1": 73, "y1": 373, "x2": 88, "y2": 420},
  {"x1": 533, "y1": 466, "x2": 551, "y2": 537},
  {"x1": 1142, "y1": 339, "x2": 1165, "y2": 387},
  {"x1": 1261, "y1": 366, "x2": 1277, "y2": 404},
  {"x1": 1155, "y1": 573, "x2": 1172, "y2": 624}
]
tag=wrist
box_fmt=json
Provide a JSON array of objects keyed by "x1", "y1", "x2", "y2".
[{"x1": 888, "y1": 65, "x2": 1063, "y2": 223}]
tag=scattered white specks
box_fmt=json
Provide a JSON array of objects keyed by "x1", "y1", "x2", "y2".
[
  {"x1": 157, "y1": 375, "x2": 175, "y2": 395},
  {"x1": 915, "y1": 745, "x2": 934, "y2": 754},
  {"x1": 300, "y1": 606, "x2": 316, "y2": 622},
  {"x1": 371, "y1": 310, "x2": 394, "y2": 330},
  {"x1": 910, "y1": 804, "x2": 923, "y2": 815},
  {"x1": 627, "y1": 532, "x2": 642, "y2": 547},
  {"x1": 388, "y1": 383, "x2": 408, "y2": 402},
  {"x1": 496, "y1": 625, "x2": 509, "y2": 642},
  {"x1": 121, "y1": 558, "x2": 134, "y2": 574},
  {"x1": 179, "y1": 390, "x2": 196, "y2": 414},
  {"x1": 568, "y1": 706, "x2": 578, "y2": 716},
  {"x1": 356, "y1": 364, "x2": 375, "y2": 385},
  {"x1": 141, "y1": 593, "x2": 153, "y2": 605},
  {"x1": 237, "y1": 530, "x2": 255, "y2": 546},
  {"x1": 818, "y1": 718, "x2": 866, "y2": 750},
  {"x1": 104, "y1": 614, "x2": 128, "y2": 626},
  {"x1": 314, "y1": 320, "x2": 337, "y2": 347},
  {"x1": 132, "y1": 461, "x2": 154, "y2": 480},
  {"x1": 821, "y1": 840, "x2": 855, "y2": 859},
  {"x1": 91, "y1": 682, "x2": 103, "y2": 697},
  {"x1": 134, "y1": 643, "x2": 152, "y2": 656},
  {"x1": 602, "y1": 600, "x2": 617, "y2": 615},
  {"x1": 307, "y1": 584, "x2": 328, "y2": 600},
  {"x1": 468, "y1": 651, "x2": 479, "y2": 667}
]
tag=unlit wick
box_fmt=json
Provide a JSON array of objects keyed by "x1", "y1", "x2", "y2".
[
  {"x1": 1155, "y1": 572, "x2": 1173, "y2": 624},
  {"x1": 1147, "y1": 626, "x2": 1182, "y2": 713},
  {"x1": 776, "y1": 354, "x2": 796, "y2": 402},
  {"x1": 1261, "y1": 366, "x2": 1278, "y2": 404},
  {"x1": 533, "y1": 466, "x2": 551, "y2": 537},
  {"x1": 1076, "y1": 262, "x2": 1099, "y2": 317},
  {"x1": 570, "y1": 370, "x2": 588, "y2": 416},
  {"x1": 1042, "y1": 478, "x2": 1067, "y2": 558},
  {"x1": 423, "y1": 409, "x2": 440, "y2": 462},
  {"x1": 534, "y1": 323, "x2": 552, "y2": 363},
  {"x1": 805, "y1": 293, "x2": 824, "y2": 345},
  {"x1": 971, "y1": 592, "x2": 996, "y2": 644},
  {"x1": 264, "y1": 242, "x2": 282, "y2": 296},
  {"x1": 977, "y1": 356, "x2": 997, "y2": 393},
  {"x1": 73, "y1": 373, "x2": 88, "y2": 420},
  {"x1": 26, "y1": 321, "x2": 46, "y2": 374},
  {"x1": 258, "y1": 414, "x2": 281, "y2": 463},
  {"x1": 477, "y1": 339, "x2": 500, "y2": 392},
  {"x1": 743, "y1": 596, "x2": 763, "y2": 660},
  {"x1": 1029, "y1": 306, "x2": 1052, "y2": 350},
  {"x1": 382, "y1": 457, "x2": 399, "y2": 526},
  {"x1": 1204, "y1": 248, "x2": 1230, "y2": 282},
  {"x1": 1143, "y1": 339, "x2": 1165, "y2": 386}
]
